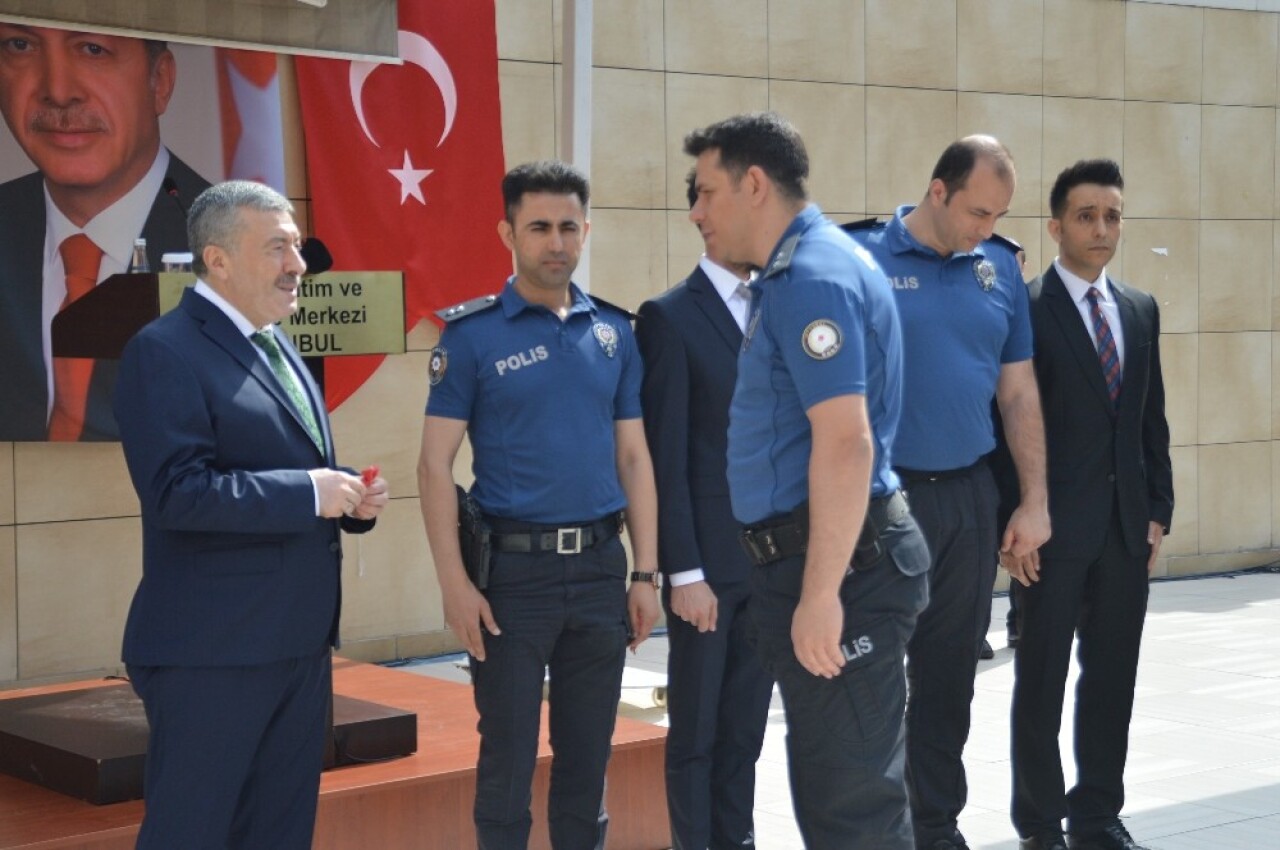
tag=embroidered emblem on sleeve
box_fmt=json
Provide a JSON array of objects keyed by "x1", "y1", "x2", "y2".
[
  {"x1": 428, "y1": 346, "x2": 448, "y2": 385},
  {"x1": 801, "y1": 320, "x2": 842, "y2": 360}
]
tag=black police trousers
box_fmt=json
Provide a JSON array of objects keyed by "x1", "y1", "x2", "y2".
[
  {"x1": 471, "y1": 534, "x2": 630, "y2": 850},
  {"x1": 749, "y1": 512, "x2": 930, "y2": 850}
]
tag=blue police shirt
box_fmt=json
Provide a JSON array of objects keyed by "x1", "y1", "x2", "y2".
[
  {"x1": 849, "y1": 205, "x2": 1032, "y2": 472},
  {"x1": 426, "y1": 279, "x2": 643, "y2": 524},
  {"x1": 727, "y1": 204, "x2": 904, "y2": 526}
]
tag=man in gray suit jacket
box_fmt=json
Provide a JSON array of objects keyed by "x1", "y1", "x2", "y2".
[
  {"x1": 636, "y1": 173, "x2": 774, "y2": 849},
  {"x1": 1002, "y1": 160, "x2": 1173, "y2": 850}
]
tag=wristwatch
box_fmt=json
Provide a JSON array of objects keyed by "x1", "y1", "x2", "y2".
[{"x1": 630, "y1": 570, "x2": 661, "y2": 589}]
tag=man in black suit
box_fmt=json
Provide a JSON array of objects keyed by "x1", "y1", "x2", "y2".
[
  {"x1": 115, "y1": 180, "x2": 387, "y2": 848},
  {"x1": 636, "y1": 172, "x2": 774, "y2": 849},
  {"x1": 1005, "y1": 160, "x2": 1173, "y2": 850},
  {"x1": 0, "y1": 24, "x2": 208, "y2": 440}
]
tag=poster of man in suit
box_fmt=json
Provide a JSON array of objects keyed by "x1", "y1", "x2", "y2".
[{"x1": 0, "y1": 21, "x2": 268, "y2": 442}]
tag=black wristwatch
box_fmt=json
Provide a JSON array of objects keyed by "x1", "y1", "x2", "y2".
[{"x1": 630, "y1": 570, "x2": 661, "y2": 589}]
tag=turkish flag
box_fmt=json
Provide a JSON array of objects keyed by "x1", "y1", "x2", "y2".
[{"x1": 295, "y1": 1, "x2": 509, "y2": 409}]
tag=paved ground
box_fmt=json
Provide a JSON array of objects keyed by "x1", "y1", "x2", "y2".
[{"x1": 404, "y1": 570, "x2": 1280, "y2": 849}]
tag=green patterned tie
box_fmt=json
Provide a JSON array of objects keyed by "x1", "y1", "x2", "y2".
[{"x1": 251, "y1": 330, "x2": 325, "y2": 454}]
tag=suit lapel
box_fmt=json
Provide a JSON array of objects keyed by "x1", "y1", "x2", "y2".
[
  {"x1": 183, "y1": 290, "x2": 326, "y2": 459},
  {"x1": 686, "y1": 266, "x2": 744, "y2": 353},
  {"x1": 1112, "y1": 278, "x2": 1140, "y2": 415},
  {"x1": 1041, "y1": 267, "x2": 1114, "y2": 411}
]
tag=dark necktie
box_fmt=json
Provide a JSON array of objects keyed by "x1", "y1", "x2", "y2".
[
  {"x1": 48, "y1": 234, "x2": 104, "y2": 440},
  {"x1": 251, "y1": 330, "x2": 325, "y2": 453},
  {"x1": 1085, "y1": 287, "x2": 1121, "y2": 406}
]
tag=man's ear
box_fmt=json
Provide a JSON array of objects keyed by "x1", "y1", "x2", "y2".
[
  {"x1": 151, "y1": 49, "x2": 177, "y2": 116},
  {"x1": 1046, "y1": 216, "x2": 1062, "y2": 246},
  {"x1": 497, "y1": 219, "x2": 515, "y2": 252},
  {"x1": 202, "y1": 244, "x2": 229, "y2": 280}
]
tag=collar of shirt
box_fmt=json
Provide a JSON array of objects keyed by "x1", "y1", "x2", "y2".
[
  {"x1": 699, "y1": 255, "x2": 751, "y2": 303},
  {"x1": 498, "y1": 276, "x2": 594, "y2": 319},
  {"x1": 886, "y1": 203, "x2": 987, "y2": 260},
  {"x1": 43, "y1": 146, "x2": 170, "y2": 273},
  {"x1": 194, "y1": 279, "x2": 267, "y2": 338},
  {"x1": 1053, "y1": 257, "x2": 1112, "y2": 306}
]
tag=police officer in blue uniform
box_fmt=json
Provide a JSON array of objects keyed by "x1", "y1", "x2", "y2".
[
  {"x1": 684, "y1": 112, "x2": 931, "y2": 850},
  {"x1": 417, "y1": 160, "x2": 661, "y2": 850},
  {"x1": 846, "y1": 136, "x2": 1051, "y2": 850}
]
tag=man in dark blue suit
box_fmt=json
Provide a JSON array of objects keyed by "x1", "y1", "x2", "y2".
[
  {"x1": 114, "y1": 180, "x2": 388, "y2": 849},
  {"x1": 636, "y1": 172, "x2": 774, "y2": 849}
]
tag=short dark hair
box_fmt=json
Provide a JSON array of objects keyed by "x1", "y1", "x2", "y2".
[
  {"x1": 188, "y1": 181, "x2": 294, "y2": 277},
  {"x1": 501, "y1": 160, "x2": 590, "y2": 222},
  {"x1": 931, "y1": 135, "x2": 1015, "y2": 200},
  {"x1": 1049, "y1": 159, "x2": 1124, "y2": 218},
  {"x1": 143, "y1": 39, "x2": 169, "y2": 68},
  {"x1": 683, "y1": 112, "x2": 809, "y2": 202},
  {"x1": 684, "y1": 167, "x2": 697, "y2": 209}
]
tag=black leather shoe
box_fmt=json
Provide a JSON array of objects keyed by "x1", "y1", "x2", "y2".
[
  {"x1": 980, "y1": 638, "x2": 995, "y2": 659},
  {"x1": 1020, "y1": 832, "x2": 1067, "y2": 850},
  {"x1": 1067, "y1": 822, "x2": 1150, "y2": 850}
]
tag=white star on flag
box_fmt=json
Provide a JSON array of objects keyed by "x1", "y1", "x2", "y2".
[
  {"x1": 224, "y1": 56, "x2": 286, "y2": 191},
  {"x1": 389, "y1": 150, "x2": 432, "y2": 205}
]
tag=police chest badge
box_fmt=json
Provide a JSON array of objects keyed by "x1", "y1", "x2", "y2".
[
  {"x1": 974, "y1": 259, "x2": 996, "y2": 292},
  {"x1": 802, "y1": 319, "x2": 842, "y2": 360},
  {"x1": 428, "y1": 346, "x2": 448, "y2": 385},
  {"x1": 592, "y1": 321, "x2": 619, "y2": 358}
]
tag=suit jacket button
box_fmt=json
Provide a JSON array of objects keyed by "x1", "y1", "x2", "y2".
[{"x1": 1107, "y1": 473, "x2": 1116, "y2": 482}]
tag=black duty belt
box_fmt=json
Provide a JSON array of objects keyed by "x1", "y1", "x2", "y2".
[
  {"x1": 740, "y1": 489, "x2": 910, "y2": 567},
  {"x1": 488, "y1": 513, "x2": 623, "y2": 555},
  {"x1": 894, "y1": 457, "x2": 986, "y2": 485}
]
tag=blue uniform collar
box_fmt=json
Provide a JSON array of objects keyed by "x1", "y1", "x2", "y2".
[
  {"x1": 887, "y1": 204, "x2": 987, "y2": 260},
  {"x1": 759, "y1": 204, "x2": 825, "y2": 281},
  {"x1": 499, "y1": 277, "x2": 595, "y2": 318}
]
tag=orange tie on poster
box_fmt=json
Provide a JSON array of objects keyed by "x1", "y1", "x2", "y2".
[{"x1": 47, "y1": 234, "x2": 104, "y2": 441}]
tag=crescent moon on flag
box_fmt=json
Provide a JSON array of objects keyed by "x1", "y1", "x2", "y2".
[{"x1": 349, "y1": 29, "x2": 458, "y2": 149}]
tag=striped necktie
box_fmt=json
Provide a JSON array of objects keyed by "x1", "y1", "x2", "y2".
[
  {"x1": 1085, "y1": 287, "x2": 1121, "y2": 407},
  {"x1": 251, "y1": 330, "x2": 325, "y2": 453}
]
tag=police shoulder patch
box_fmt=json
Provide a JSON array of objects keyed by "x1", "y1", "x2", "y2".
[
  {"x1": 801, "y1": 319, "x2": 842, "y2": 360},
  {"x1": 435, "y1": 293, "x2": 500, "y2": 323},
  {"x1": 428, "y1": 346, "x2": 448, "y2": 385}
]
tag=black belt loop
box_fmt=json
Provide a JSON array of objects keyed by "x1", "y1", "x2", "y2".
[
  {"x1": 740, "y1": 490, "x2": 910, "y2": 568},
  {"x1": 488, "y1": 513, "x2": 622, "y2": 554},
  {"x1": 894, "y1": 457, "x2": 986, "y2": 485}
]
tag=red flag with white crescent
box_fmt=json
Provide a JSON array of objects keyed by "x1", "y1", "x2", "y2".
[{"x1": 294, "y1": 1, "x2": 508, "y2": 409}]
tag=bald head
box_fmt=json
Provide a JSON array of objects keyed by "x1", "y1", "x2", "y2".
[{"x1": 929, "y1": 135, "x2": 1015, "y2": 201}]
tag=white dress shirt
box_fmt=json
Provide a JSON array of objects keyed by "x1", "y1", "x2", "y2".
[{"x1": 1053, "y1": 258, "x2": 1125, "y2": 370}]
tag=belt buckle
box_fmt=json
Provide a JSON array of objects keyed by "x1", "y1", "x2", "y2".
[{"x1": 556, "y1": 527, "x2": 583, "y2": 555}]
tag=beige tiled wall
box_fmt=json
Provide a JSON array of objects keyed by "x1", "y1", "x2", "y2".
[{"x1": 3, "y1": 0, "x2": 1279, "y2": 687}]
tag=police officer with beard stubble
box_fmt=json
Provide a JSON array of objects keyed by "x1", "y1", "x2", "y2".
[{"x1": 417, "y1": 160, "x2": 661, "y2": 850}]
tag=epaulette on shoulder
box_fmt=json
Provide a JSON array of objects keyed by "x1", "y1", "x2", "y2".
[
  {"x1": 587, "y1": 293, "x2": 637, "y2": 321},
  {"x1": 987, "y1": 232, "x2": 1024, "y2": 256},
  {"x1": 838, "y1": 216, "x2": 882, "y2": 234},
  {"x1": 436, "y1": 293, "x2": 500, "y2": 323}
]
